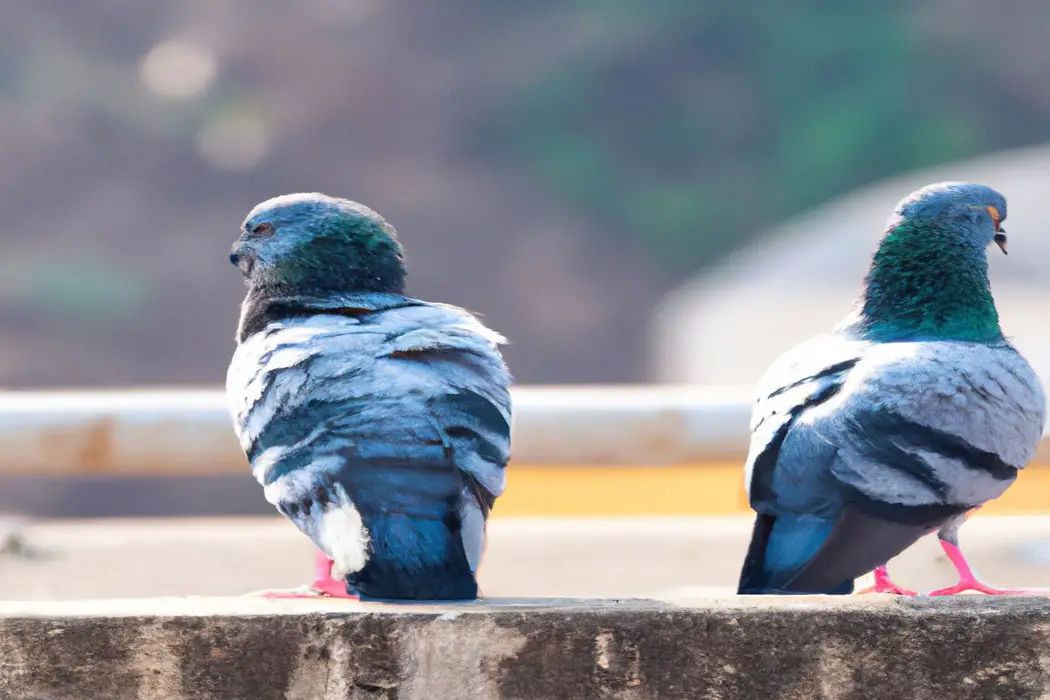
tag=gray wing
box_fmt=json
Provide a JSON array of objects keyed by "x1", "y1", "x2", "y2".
[
  {"x1": 748, "y1": 337, "x2": 1045, "y2": 519},
  {"x1": 817, "y1": 340, "x2": 1045, "y2": 516},
  {"x1": 744, "y1": 334, "x2": 866, "y2": 516},
  {"x1": 740, "y1": 333, "x2": 869, "y2": 592},
  {"x1": 377, "y1": 307, "x2": 512, "y2": 571}
]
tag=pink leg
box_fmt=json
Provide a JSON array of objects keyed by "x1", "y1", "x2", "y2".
[
  {"x1": 927, "y1": 540, "x2": 1044, "y2": 596},
  {"x1": 261, "y1": 551, "x2": 359, "y2": 599},
  {"x1": 855, "y1": 565, "x2": 917, "y2": 596}
]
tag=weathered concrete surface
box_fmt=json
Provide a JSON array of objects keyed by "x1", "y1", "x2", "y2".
[
  {"x1": 2, "y1": 596, "x2": 1050, "y2": 700},
  {"x1": 2, "y1": 516, "x2": 1050, "y2": 599}
]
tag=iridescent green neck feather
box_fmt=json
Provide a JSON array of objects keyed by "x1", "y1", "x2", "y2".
[
  {"x1": 857, "y1": 220, "x2": 1002, "y2": 343},
  {"x1": 273, "y1": 216, "x2": 406, "y2": 294}
]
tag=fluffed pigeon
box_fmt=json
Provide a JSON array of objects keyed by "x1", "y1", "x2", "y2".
[
  {"x1": 226, "y1": 193, "x2": 512, "y2": 601},
  {"x1": 737, "y1": 182, "x2": 1046, "y2": 596}
]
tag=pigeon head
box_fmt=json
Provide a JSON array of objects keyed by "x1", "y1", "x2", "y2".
[
  {"x1": 889, "y1": 182, "x2": 1008, "y2": 255},
  {"x1": 857, "y1": 182, "x2": 1009, "y2": 343},
  {"x1": 230, "y1": 193, "x2": 406, "y2": 294}
]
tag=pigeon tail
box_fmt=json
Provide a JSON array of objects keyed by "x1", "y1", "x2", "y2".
[
  {"x1": 347, "y1": 510, "x2": 478, "y2": 601},
  {"x1": 738, "y1": 513, "x2": 853, "y2": 595}
]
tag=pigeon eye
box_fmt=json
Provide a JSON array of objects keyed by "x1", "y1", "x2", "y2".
[{"x1": 250, "y1": 222, "x2": 274, "y2": 237}]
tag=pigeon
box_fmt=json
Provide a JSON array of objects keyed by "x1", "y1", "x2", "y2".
[
  {"x1": 737, "y1": 182, "x2": 1046, "y2": 596},
  {"x1": 226, "y1": 193, "x2": 512, "y2": 601}
]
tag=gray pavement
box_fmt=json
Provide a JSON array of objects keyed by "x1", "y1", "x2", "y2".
[{"x1": 1, "y1": 515, "x2": 1050, "y2": 599}]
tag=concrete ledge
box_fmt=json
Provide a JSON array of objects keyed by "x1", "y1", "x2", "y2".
[{"x1": 3, "y1": 597, "x2": 1050, "y2": 699}]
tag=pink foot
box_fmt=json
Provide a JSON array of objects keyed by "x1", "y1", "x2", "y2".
[
  {"x1": 925, "y1": 580, "x2": 1043, "y2": 596},
  {"x1": 927, "y1": 540, "x2": 1045, "y2": 596},
  {"x1": 261, "y1": 551, "x2": 359, "y2": 599},
  {"x1": 856, "y1": 565, "x2": 917, "y2": 596}
]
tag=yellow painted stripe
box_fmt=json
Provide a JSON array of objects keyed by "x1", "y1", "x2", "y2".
[
  {"x1": 492, "y1": 463, "x2": 1050, "y2": 518},
  {"x1": 985, "y1": 467, "x2": 1050, "y2": 514}
]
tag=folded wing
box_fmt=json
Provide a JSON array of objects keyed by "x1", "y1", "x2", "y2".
[{"x1": 228, "y1": 297, "x2": 511, "y2": 599}]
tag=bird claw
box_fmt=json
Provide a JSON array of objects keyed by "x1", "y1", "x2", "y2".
[
  {"x1": 258, "y1": 589, "x2": 323, "y2": 600},
  {"x1": 856, "y1": 581, "x2": 918, "y2": 596},
  {"x1": 926, "y1": 578, "x2": 1047, "y2": 596},
  {"x1": 248, "y1": 551, "x2": 360, "y2": 599},
  {"x1": 855, "y1": 566, "x2": 917, "y2": 596},
  {"x1": 928, "y1": 540, "x2": 1049, "y2": 596},
  {"x1": 307, "y1": 576, "x2": 359, "y2": 599},
  {"x1": 250, "y1": 582, "x2": 360, "y2": 600}
]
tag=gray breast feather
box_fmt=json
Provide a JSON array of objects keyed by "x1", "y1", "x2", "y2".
[
  {"x1": 794, "y1": 341, "x2": 1043, "y2": 510},
  {"x1": 226, "y1": 301, "x2": 512, "y2": 502},
  {"x1": 823, "y1": 342, "x2": 1045, "y2": 467},
  {"x1": 748, "y1": 335, "x2": 1046, "y2": 516}
]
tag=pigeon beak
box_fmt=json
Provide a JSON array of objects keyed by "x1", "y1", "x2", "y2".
[
  {"x1": 230, "y1": 243, "x2": 256, "y2": 274},
  {"x1": 987, "y1": 206, "x2": 1006, "y2": 254}
]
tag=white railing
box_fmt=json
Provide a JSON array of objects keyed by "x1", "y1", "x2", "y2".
[{"x1": 2, "y1": 385, "x2": 1049, "y2": 475}]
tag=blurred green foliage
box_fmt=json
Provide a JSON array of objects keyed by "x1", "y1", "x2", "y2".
[
  {"x1": 5, "y1": 260, "x2": 146, "y2": 324},
  {"x1": 478, "y1": 0, "x2": 1050, "y2": 273}
]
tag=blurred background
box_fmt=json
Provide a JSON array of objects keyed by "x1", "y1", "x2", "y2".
[{"x1": 2, "y1": 0, "x2": 1050, "y2": 598}]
